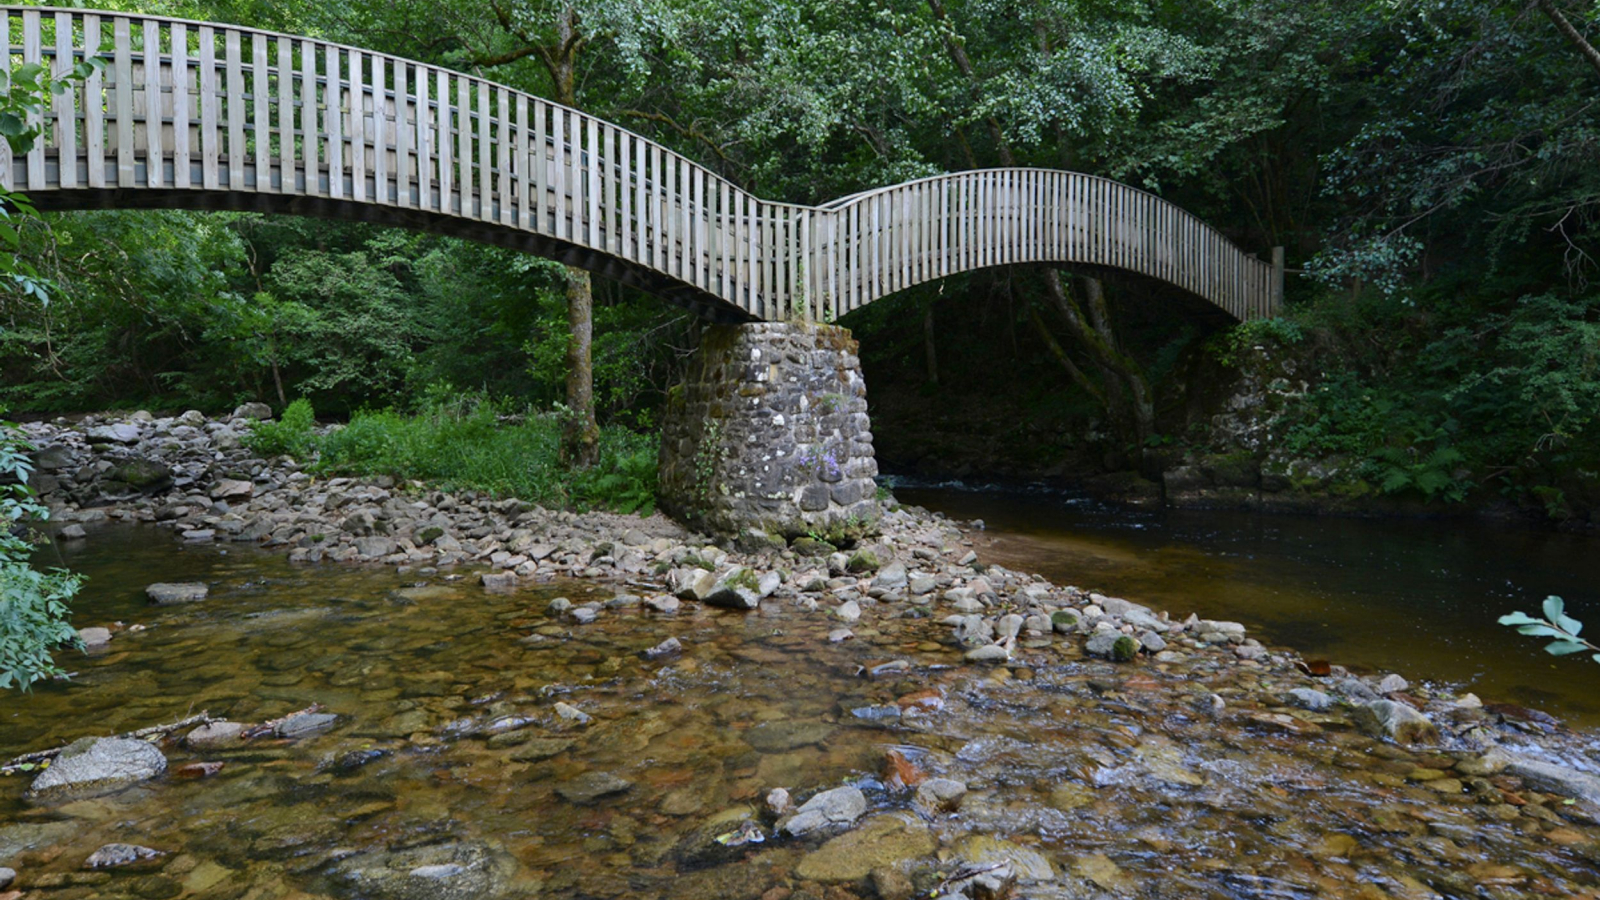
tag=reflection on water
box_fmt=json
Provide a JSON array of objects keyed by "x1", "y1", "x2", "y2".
[{"x1": 897, "y1": 482, "x2": 1600, "y2": 724}]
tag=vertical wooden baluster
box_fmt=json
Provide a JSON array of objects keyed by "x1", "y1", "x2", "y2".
[
  {"x1": 436, "y1": 69, "x2": 451, "y2": 212},
  {"x1": 51, "y1": 12, "x2": 76, "y2": 188},
  {"x1": 619, "y1": 135, "x2": 633, "y2": 259},
  {"x1": 582, "y1": 114, "x2": 598, "y2": 246},
  {"x1": 533, "y1": 99, "x2": 547, "y2": 231},
  {"x1": 245, "y1": 33, "x2": 263, "y2": 189},
  {"x1": 456, "y1": 76, "x2": 471, "y2": 216},
  {"x1": 139, "y1": 20, "x2": 163, "y2": 188},
  {"x1": 223, "y1": 30, "x2": 242, "y2": 189},
  {"x1": 274, "y1": 37, "x2": 291, "y2": 193},
  {"x1": 323, "y1": 44, "x2": 342, "y2": 198},
  {"x1": 550, "y1": 107, "x2": 566, "y2": 239},
  {"x1": 166, "y1": 21, "x2": 187, "y2": 190},
  {"x1": 676, "y1": 155, "x2": 690, "y2": 281},
  {"x1": 496, "y1": 87, "x2": 510, "y2": 224},
  {"x1": 395, "y1": 59, "x2": 412, "y2": 206},
  {"x1": 665, "y1": 152, "x2": 680, "y2": 282},
  {"x1": 475, "y1": 80, "x2": 490, "y2": 219},
  {"x1": 0, "y1": 12, "x2": 11, "y2": 191},
  {"x1": 198, "y1": 26, "x2": 219, "y2": 190},
  {"x1": 21, "y1": 11, "x2": 44, "y2": 189},
  {"x1": 515, "y1": 92, "x2": 529, "y2": 228},
  {"x1": 414, "y1": 63, "x2": 430, "y2": 208},
  {"x1": 372, "y1": 55, "x2": 388, "y2": 203},
  {"x1": 633, "y1": 136, "x2": 647, "y2": 262},
  {"x1": 686, "y1": 157, "x2": 699, "y2": 285},
  {"x1": 106, "y1": 15, "x2": 132, "y2": 189},
  {"x1": 695, "y1": 167, "x2": 708, "y2": 288},
  {"x1": 347, "y1": 48, "x2": 364, "y2": 202},
  {"x1": 299, "y1": 38, "x2": 316, "y2": 195},
  {"x1": 748, "y1": 195, "x2": 760, "y2": 314}
]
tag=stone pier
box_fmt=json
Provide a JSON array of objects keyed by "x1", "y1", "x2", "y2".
[{"x1": 658, "y1": 322, "x2": 879, "y2": 542}]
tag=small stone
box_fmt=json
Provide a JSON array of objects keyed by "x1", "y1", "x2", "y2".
[
  {"x1": 1378, "y1": 673, "x2": 1410, "y2": 694},
  {"x1": 1353, "y1": 700, "x2": 1438, "y2": 745},
  {"x1": 644, "y1": 637, "x2": 682, "y2": 660},
  {"x1": 185, "y1": 721, "x2": 244, "y2": 750},
  {"x1": 1086, "y1": 632, "x2": 1138, "y2": 662},
  {"x1": 480, "y1": 572, "x2": 517, "y2": 591},
  {"x1": 556, "y1": 771, "x2": 633, "y2": 804},
  {"x1": 1286, "y1": 688, "x2": 1332, "y2": 712},
  {"x1": 913, "y1": 777, "x2": 967, "y2": 814},
  {"x1": 1050, "y1": 610, "x2": 1079, "y2": 633},
  {"x1": 1138, "y1": 630, "x2": 1167, "y2": 653},
  {"x1": 174, "y1": 761, "x2": 225, "y2": 779},
  {"x1": 84, "y1": 843, "x2": 165, "y2": 869},
  {"x1": 77, "y1": 627, "x2": 112, "y2": 649},
  {"x1": 209, "y1": 478, "x2": 254, "y2": 500},
  {"x1": 782, "y1": 786, "x2": 867, "y2": 836},
  {"x1": 964, "y1": 643, "x2": 1010, "y2": 663},
  {"x1": 835, "y1": 600, "x2": 861, "y2": 623},
  {"x1": 275, "y1": 712, "x2": 339, "y2": 739},
  {"x1": 766, "y1": 787, "x2": 794, "y2": 815},
  {"x1": 58, "y1": 524, "x2": 87, "y2": 541},
  {"x1": 554, "y1": 702, "x2": 592, "y2": 726},
  {"x1": 827, "y1": 628, "x2": 854, "y2": 643},
  {"x1": 644, "y1": 594, "x2": 680, "y2": 614},
  {"x1": 146, "y1": 582, "x2": 208, "y2": 604},
  {"x1": 0, "y1": 868, "x2": 13, "y2": 890},
  {"x1": 570, "y1": 608, "x2": 597, "y2": 625}
]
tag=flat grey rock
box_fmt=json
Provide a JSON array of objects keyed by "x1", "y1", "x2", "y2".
[{"x1": 27, "y1": 737, "x2": 167, "y2": 802}]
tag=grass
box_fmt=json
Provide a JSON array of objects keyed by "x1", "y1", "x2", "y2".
[{"x1": 257, "y1": 392, "x2": 658, "y2": 514}]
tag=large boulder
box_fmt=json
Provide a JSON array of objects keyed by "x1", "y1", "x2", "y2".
[
  {"x1": 85, "y1": 423, "x2": 140, "y2": 444},
  {"x1": 26, "y1": 737, "x2": 167, "y2": 802},
  {"x1": 106, "y1": 457, "x2": 173, "y2": 493},
  {"x1": 231, "y1": 402, "x2": 273, "y2": 422},
  {"x1": 781, "y1": 785, "x2": 866, "y2": 836}
]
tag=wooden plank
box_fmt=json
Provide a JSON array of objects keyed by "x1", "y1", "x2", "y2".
[
  {"x1": 395, "y1": 59, "x2": 412, "y2": 206},
  {"x1": 415, "y1": 62, "x2": 430, "y2": 208},
  {"x1": 549, "y1": 106, "x2": 565, "y2": 239},
  {"x1": 533, "y1": 99, "x2": 547, "y2": 231},
  {"x1": 515, "y1": 92, "x2": 529, "y2": 228},
  {"x1": 476, "y1": 79, "x2": 490, "y2": 219},
  {"x1": 199, "y1": 26, "x2": 218, "y2": 190},
  {"x1": 168, "y1": 21, "x2": 186, "y2": 189},
  {"x1": 348, "y1": 48, "x2": 365, "y2": 202},
  {"x1": 224, "y1": 29, "x2": 242, "y2": 189},
  {"x1": 619, "y1": 134, "x2": 632, "y2": 259},
  {"x1": 372, "y1": 54, "x2": 387, "y2": 203},
  {"x1": 108, "y1": 15, "x2": 133, "y2": 188},
  {"x1": 23, "y1": 10, "x2": 45, "y2": 189},
  {"x1": 456, "y1": 76, "x2": 470, "y2": 216},
  {"x1": 138, "y1": 19, "x2": 162, "y2": 188},
  {"x1": 325, "y1": 44, "x2": 341, "y2": 198},
  {"x1": 54, "y1": 12, "x2": 78, "y2": 188},
  {"x1": 694, "y1": 166, "x2": 707, "y2": 288},
  {"x1": 436, "y1": 69, "x2": 451, "y2": 213},
  {"x1": 276, "y1": 36, "x2": 292, "y2": 193},
  {"x1": 663, "y1": 150, "x2": 678, "y2": 281},
  {"x1": 586, "y1": 115, "x2": 600, "y2": 248},
  {"x1": 0, "y1": 12, "x2": 10, "y2": 191},
  {"x1": 300, "y1": 38, "x2": 317, "y2": 195},
  {"x1": 497, "y1": 87, "x2": 510, "y2": 224},
  {"x1": 251, "y1": 32, "x2": 268, "y2": 189}
]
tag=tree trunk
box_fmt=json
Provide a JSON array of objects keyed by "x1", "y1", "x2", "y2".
[
  {"x1": 562, "y1": 267, "x2": 600, "y2": 467},
  {"x1": 1534, "y1": 0, "x2": 1600, "y2": 81}
]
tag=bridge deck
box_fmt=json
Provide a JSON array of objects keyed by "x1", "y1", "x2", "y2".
[{"x1": 0, "y1": 7, "x2": 1282, "y2": 322}]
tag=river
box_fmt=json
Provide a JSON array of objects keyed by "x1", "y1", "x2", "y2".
[{"x1": 896, "y1": 480, "x2": 1600, "y2": 726}]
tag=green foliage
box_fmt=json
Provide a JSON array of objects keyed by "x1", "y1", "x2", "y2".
[
  {"x1": 1501, "y1": 596, "x2": 1600, "y2": 664},
  {"x1": 243, "y1": 398, "x2": 316, "y2": 458},
  {"x1": 1211, "y1": 318, "x2": 1306, "y2": 370},
  {"x1": 1, "y1": 415, "x2": 84, "y2": 691},
  {"x1": 313, "y1": 388, "x2": 656, "y2": 514}
]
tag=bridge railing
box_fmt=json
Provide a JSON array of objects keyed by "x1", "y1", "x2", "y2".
[{"x1": 0, "y1": 6, "x2": 1279, "y2": 322}]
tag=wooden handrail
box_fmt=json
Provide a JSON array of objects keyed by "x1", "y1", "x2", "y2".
[{"x1": 0, "y1": 6, "x2": 1281, "y2": 323}]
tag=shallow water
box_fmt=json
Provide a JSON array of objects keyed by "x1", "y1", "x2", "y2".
[
  {"x1": 896, "y1": 483, "x2": 1600, "y2": 727},
  {"x1": 5, "y1": 523, "x2": 1600, "y2": 899}
]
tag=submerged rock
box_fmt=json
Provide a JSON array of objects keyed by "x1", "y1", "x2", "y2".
[
  {"x1": 332, "y1": 840, "x2": 513, "y2": 900},
  {"x1": 84, "y1": 843, "x2": 165, "y2": 869},
  {"x1": 555, "y1": 771, "x2": 634, "y2": 804},
  {"x1": 146, "y1": 582, "x2": 208, "y2": 604},
  {"x1": 781, "y1": 785, "x2": 866, "y2": 836},
  {"x1": 26, "y1": 737, "x2": 167, "y2": 802},
  {"x1": 794, "y1": 814, "x2": 935, "y2": 882}
]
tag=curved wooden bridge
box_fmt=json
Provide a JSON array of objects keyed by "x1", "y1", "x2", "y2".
[{"x1": 1, "y1": 7, "x2": 1282, "y2": 322}]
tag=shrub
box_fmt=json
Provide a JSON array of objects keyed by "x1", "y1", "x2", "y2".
[
  {"x1": 243, "y1": 398, "x2": 317, "y2": 458},
  {"x1": 1, "y1": 415, "x2": 84, "y2": 691}
]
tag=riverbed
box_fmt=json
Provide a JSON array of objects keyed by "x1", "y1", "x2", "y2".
[
  {"x1": 7, "y1": 521, "x2": 1600, "y2": 899},
  {"x1": 897, "y1": 481, "x2": 1600, "y2": 727}
]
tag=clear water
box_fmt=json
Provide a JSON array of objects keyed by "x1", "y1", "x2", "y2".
[{"x1": 896, "y1": 482, "x2": 1600, "y2": 725}]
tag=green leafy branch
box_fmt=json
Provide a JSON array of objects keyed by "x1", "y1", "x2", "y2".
[{"x1": 1500, "y1": 596, "x2": 1600, "y2": 663}]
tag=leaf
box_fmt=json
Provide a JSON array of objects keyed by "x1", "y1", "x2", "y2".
[
  {"x1": 1543, "y1": 595, "x2": 1567, "y2": 625},
  {"x1": 1545, "y1": 640, "x2": 1589, "y2": 656},
  {"x1": 1516, "y1": 623, "x2": 1566, "y2": 638},
  {"x1": 1499, "y1": 611, "x2": 1539, "y2": 626}
]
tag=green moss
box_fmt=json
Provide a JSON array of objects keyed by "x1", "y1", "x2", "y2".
[
  {"x1": 846, "y1": 550, "x2": 880, "y2": 574},
  {"x1": 1050, "y1": 610, "x2": 1079, "y2": 633},
  {"x1": 416, "y1": 526, "x2": 444, "y2": 545},
  {"x1": 792, "y1": 536, "x2": 837, "y2": 557},
  {"x1": 725, "y1": 567, "x2": 761, "y2": 592},
  {"x1": 1111, "y1": 635, "x2": 1138, "y2": 662}
]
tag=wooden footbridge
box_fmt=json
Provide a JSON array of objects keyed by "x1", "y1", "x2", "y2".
[{"x1": 1, "y1": 7, "x2": 1282, "y2": 322}]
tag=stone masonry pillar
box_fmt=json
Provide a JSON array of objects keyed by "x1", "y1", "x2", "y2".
[{"x1": 658, "y1": 322, "x2": 879, "y2": 542}]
